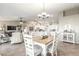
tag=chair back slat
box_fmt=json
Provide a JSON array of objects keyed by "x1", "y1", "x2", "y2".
[
  {"x1": 23, "y1": 32, "x2": 34, "y2": 56},
  {"x1": 49, "y1": 31, "x2": 58, "y2": 56}
]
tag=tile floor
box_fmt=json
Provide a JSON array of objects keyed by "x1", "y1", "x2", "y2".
[
  {"x1": 58, "y1": 42, "x2": 79, "y2": 56},
  {"x1": 0, "y1": 42, "x2": 26, "y2": 56},
  {"x1": 0, "y1": 41, "x2": 79, "y2": 56}
]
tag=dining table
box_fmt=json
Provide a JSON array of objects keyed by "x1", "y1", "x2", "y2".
[{"x1": 33, "y1": 35, "x2": 54, "y2": 56}]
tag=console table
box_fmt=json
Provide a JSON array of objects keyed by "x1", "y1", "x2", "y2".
[{"x1": 62, "y1": 32, "x2": 75, "y2": 43}]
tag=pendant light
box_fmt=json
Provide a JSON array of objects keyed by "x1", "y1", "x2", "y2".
[
  {"x1": 19, "y1": 17, "x2": 23, "y2": 25},
  {"x1": 37, "y1": 0, "x2": 50, "y2": 19}
]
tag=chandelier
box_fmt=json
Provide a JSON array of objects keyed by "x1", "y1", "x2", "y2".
[
  {"x1": 19, "y1": 17, "x2": 23, "y2": 25},
  {"x1": 37, "y1": 1, "x2": 50, "y2": 19},
  {"x1": 38, "y1": 12, "x2": 50, "y2": 19}
]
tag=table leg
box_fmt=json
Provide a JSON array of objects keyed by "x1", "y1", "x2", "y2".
[{"x1": 42, "y1": 45, "x2": 47, "y2": 56}]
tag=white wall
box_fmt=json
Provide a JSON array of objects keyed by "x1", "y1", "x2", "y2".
[
  {"x1": 0, "y1": 21, "x2": 19, "y2": 25},
  {"x1": 59, "y1": 13, "x2": 79, "y2": 43}
]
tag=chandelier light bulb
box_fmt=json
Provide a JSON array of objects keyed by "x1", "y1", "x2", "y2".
[
  {"x1": 37, "y1": 14, "x2": 41, "y2": 18},
  {"x1": 46, "y1": 14, "x2": 50, "y2": 18}
]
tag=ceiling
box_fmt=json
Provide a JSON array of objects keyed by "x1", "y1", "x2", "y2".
[{"x1": 0, "y1": 3, "x2": 79, "y2": 21}]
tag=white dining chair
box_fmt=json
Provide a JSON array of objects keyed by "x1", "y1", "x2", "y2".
[
  {"x1": 23, "y1": 32, "x2": 42, "y2": 56},
  {"x1": 52, "y1": 40, "x2": 58, "y2": 56},
  {"x1": 48, "y1": 39, "x2": 58, "y2": 56},
  {"x1": 48, "y1": 31, "x2": 58, "y2": 56}
]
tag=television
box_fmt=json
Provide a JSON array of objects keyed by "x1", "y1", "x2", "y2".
[{"x1": 7, "y1": 26, "x2": 16, "y2": 31}]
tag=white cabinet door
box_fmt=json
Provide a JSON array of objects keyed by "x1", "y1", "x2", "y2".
[{"x1": 63, "y1": 32, "x2": 75, "y2": 43}]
